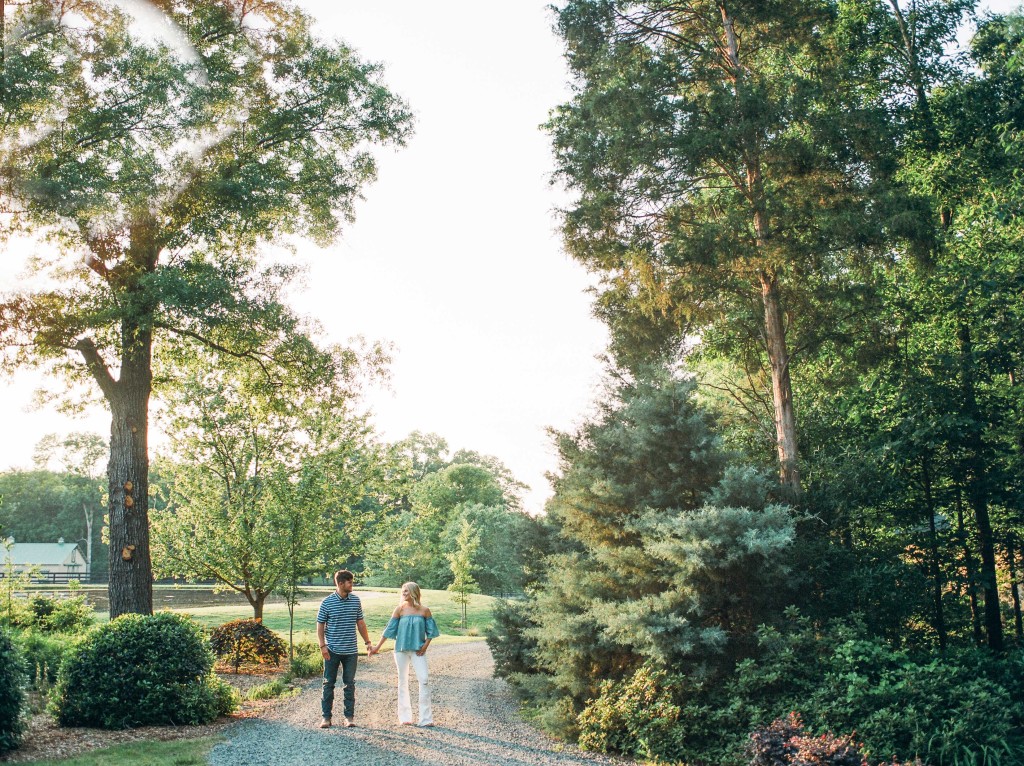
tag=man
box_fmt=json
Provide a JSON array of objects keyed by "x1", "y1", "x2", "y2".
[{"x1": 317, "y1": 569, "x2": 374, "y2": 728}]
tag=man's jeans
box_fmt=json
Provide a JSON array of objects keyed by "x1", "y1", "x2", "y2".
[{"x1": 321, "y1": 651, "x2": 358, "y2": 719}]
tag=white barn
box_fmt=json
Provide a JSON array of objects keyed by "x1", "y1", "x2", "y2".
[{"x1": 2, "y1": 538, "x2": 89, "y2": 582}]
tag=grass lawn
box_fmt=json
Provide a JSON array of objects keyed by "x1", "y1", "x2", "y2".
[
  {"x1": 168, "y1": 588, "x2": 496, "y2": 650},
  {"x1": 24, "y1": 736, "x2": 224, "y2": 766}
]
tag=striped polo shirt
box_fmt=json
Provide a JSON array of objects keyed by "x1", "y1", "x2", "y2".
[{"x1": 316, "y1": 592, "x2": 364, "y2": 654}]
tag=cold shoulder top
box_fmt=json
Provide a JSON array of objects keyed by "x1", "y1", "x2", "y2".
[{"x1": 382, "y1": 613, "x2": 441, "y2": 652}]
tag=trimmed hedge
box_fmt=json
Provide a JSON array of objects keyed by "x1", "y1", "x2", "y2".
[
  {"x1": 0, "y1": 628, "x2": 27, "y2": 756},
  {"x1": 51, "y1": 612, "x2": 236, "y2": 728}
]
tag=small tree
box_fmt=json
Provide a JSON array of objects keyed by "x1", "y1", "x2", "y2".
[
  {"x1": 447, "y1": 518, "x2": 480, "y2": 630},
  {"x1": 1, "y1": 539, "x2": 37, "y2": 627}
]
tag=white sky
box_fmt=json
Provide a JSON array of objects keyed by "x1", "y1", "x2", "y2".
[{"x1": 0, "y1": 0, "x2": 1018, "y2": 513}]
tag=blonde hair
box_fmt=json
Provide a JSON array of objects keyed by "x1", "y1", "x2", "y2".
[{"x1": 401, "y1": 582, "x2": 422, "y2": 608}]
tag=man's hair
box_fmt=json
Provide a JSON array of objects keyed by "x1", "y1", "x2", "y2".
[{"x1": 334, "y1": 569, "x2": 354, "y2": 584}]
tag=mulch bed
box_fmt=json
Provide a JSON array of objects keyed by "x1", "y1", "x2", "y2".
[{"x1": 0, "y1": 667, "x2": 296, "y2": 764}]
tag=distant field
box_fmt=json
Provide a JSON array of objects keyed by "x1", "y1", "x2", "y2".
[
  {"x1": 31, "y1": 584, "x2": 497, "y2": 646},
  {"x1": 169, "y1": 587, "x2": 495, "y2": 648}
]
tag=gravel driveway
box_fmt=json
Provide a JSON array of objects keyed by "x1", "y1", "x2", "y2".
[{"x1": 209, "y1": 642, "x2": 627, "y2": 766}]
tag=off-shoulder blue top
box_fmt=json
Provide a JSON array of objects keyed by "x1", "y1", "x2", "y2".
[{"x1": 382, "y1": 613, "x2": 441, "y2": 652}]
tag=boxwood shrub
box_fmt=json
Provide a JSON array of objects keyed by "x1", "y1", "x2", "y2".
[
  {"x1": 51, "y1": 612, "x2": 237, "y2": 728},
  {"x1": 0, "y1": 628, "x2": 27, "y2": 756}
]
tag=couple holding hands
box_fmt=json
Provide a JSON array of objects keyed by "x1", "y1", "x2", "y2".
[{"x1": 316, "y1": 570, "x2": 441, "y2": 729}]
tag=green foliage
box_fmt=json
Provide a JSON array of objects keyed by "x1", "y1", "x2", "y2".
[
  {"x1": 0, "y1": 470, "x2": 107, "y2": 578},
  {"x1": 18, "y1": 595, "x2": 94, "y2": 635},
  {"x1": 577, "y1": 664, "x2": 684, "y2": 760},
  {"x1": 51, "y1": 612, "x2": 235, "y2": 728},
  {"x1": 244, "y1": 679, "x2": 297, "y2": 701},
  {"x1": 209, "y1": 619, "x2": 287, "y2": 673},
  {"x1": 502, "y1": 367, "x2": 795, "y2": 731},
  {"x1": 0, "y1": 0, "x2": 412, "y2": 615},
  {"x1": 284, "y1": 642, "x2": 323, "y2": 680},
  {"x1": 447, "y1": 517, "x2": 481, "y2": 629},
  {"x1": 0, "y1": 629, "x2": 27, "y2": 756},
  {"x1": 14, "y1": 630, "x2": 82, "y2": 690},
  {"x1": 151, "y1": 345, "x2": 387, "y2": 620},
  {"x1": 731, "y1": 615, "x2": 1024, "y2": 766},
  {"x1": 486, "y1": 598, "x2": 539, "y2": 680}
]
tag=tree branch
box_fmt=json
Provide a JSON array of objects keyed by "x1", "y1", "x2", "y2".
[{"x1": 73, "y1": 337, "x2": 118, "y2": 402}]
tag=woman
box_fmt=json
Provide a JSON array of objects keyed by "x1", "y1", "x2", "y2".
[{"x1": 370, "y1": 581, "x2": 441, "y2": 727}]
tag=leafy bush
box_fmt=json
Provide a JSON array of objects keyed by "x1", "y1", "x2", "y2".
[
  {"x1": 285, "y1": 641, "x2": 322, "y2": 680},
  {"x1": 209, "y1": 619, "x2": 287, "y2": 673},
  {"x1": 14, "y1": 630, "x2": 82, "y2": 689},
  {"x1": 13, "y1": 595, "x2": 93, "y2": 635},
  {"x1": 732, "y1": 615, "x2": 1024, "y2": 766},
  {"x1": 577, "y1": 663, "x2": 684, "y2": 760},
  {"x1": 51, "y1": 612, "x2": 236, "y2": 728},
  {"x1": 749, "y1": 713, "x2": 866, "y2": 766},
  {"x1": 0, "y1": 629, "x2": 27, "y2": 756}
]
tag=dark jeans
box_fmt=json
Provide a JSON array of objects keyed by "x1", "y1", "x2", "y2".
[{"x1": 321, "y1": 651, "x2": 358, "y2": 719}]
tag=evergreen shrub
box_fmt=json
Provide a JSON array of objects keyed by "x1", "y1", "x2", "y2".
[
  {"x1": 0, "y1": 629, "x2": 26, "y2": 756},
  {"x1": 51, "y1": 612, "x2": 236, "y2": 728},
  {"x1": 209, "y1": 619, "x2": 286, "y2": 672},
  {"x1": 23, "y1": 595, "x2": 93, "y2": 634},
  {"x1": 15, "y1": 630, "x2": 81, "y2": 689}
]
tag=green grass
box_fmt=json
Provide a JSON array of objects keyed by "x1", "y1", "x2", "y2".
[
  {"x1": 168, "y1": 588, "x2": 496, "y2": 651},
  {"x1": 25, "y1": 736, "x2": 224, "y2": 765}
]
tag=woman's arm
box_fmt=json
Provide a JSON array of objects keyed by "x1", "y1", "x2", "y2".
[{"x1": 417, "y1": 607, "x2": 435, "y2": 656}]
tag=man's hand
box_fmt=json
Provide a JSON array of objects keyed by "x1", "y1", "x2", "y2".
[{"x1": 320, "y1": 645, "x2": 330, "y2": 661}]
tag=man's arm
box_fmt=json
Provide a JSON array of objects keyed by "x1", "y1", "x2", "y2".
[
  {"x1": 357, "y1": 618, "x2": 373, "y2": 654},
  {"x1": 317, "y1": 622, "x2": 329, "y2": 660}
]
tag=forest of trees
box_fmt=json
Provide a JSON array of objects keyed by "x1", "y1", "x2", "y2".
[{"x1": 486, "y1": 1, "x2": 1024, "y2": 765}]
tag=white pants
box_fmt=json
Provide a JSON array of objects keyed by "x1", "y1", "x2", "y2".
[{"x1": 394, "y1": 651, "x2": 432, "y2": 725}]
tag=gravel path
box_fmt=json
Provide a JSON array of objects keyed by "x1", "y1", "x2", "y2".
[{"x1": 209, "y1": 642, "x2": 627, "y2": 766}]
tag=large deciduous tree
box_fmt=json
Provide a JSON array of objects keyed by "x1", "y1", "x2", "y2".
[
  {"x1": 0, "y1": 0, "x2": 411, "y2": 616},
  {"x1": 548, "y1": 0, "x2": 912, "y2": 493}
]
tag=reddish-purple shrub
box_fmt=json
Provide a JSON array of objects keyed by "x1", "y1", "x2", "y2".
[{"x1": 749, "y1": 713, "x2": 874, "y2": 766}]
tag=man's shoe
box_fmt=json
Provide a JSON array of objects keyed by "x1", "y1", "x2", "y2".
[
  {"x1": 319, "y1": 717, "x2": 332, "y2": 729},
  {"x1": 343, "y1": 717, "x2": 355, "y2": 728}
]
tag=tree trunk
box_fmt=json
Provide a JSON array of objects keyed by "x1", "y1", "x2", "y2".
[
  {"x1": 719, "y1": 1, "x2": 801, "y2": 495},
  {"x1": 106, "y1": 322, "x2": 154, "y2": 618},
  {"x1": 250, "y1": 592, "x2": 268, "y2": 621},
  {"x1": 1007, "y1": 534, "x2": 1023, "y2": 642},
  {"x1": 78, "y1": 221, "x2": 159, "y2": 618},
  {"x1": 956, "y1": 486, "x2": 983, "y2": 644},
  {"x1": 760, "y1": 270, "x2": 801, "y2": 493},
  {"x1": 958, "y1": 323, "x2": 1003, "y2": 651},
  {"x1": 921, "y1": 456, "x2": 946, "y2": 650},
  {"x1": 81, "y1": 502, "x2": 93, "y2": 580}
]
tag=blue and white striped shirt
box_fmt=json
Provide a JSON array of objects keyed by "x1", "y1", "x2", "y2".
[{"x1": 317, "y1": 592, "x2": 364, "y2": 654}]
